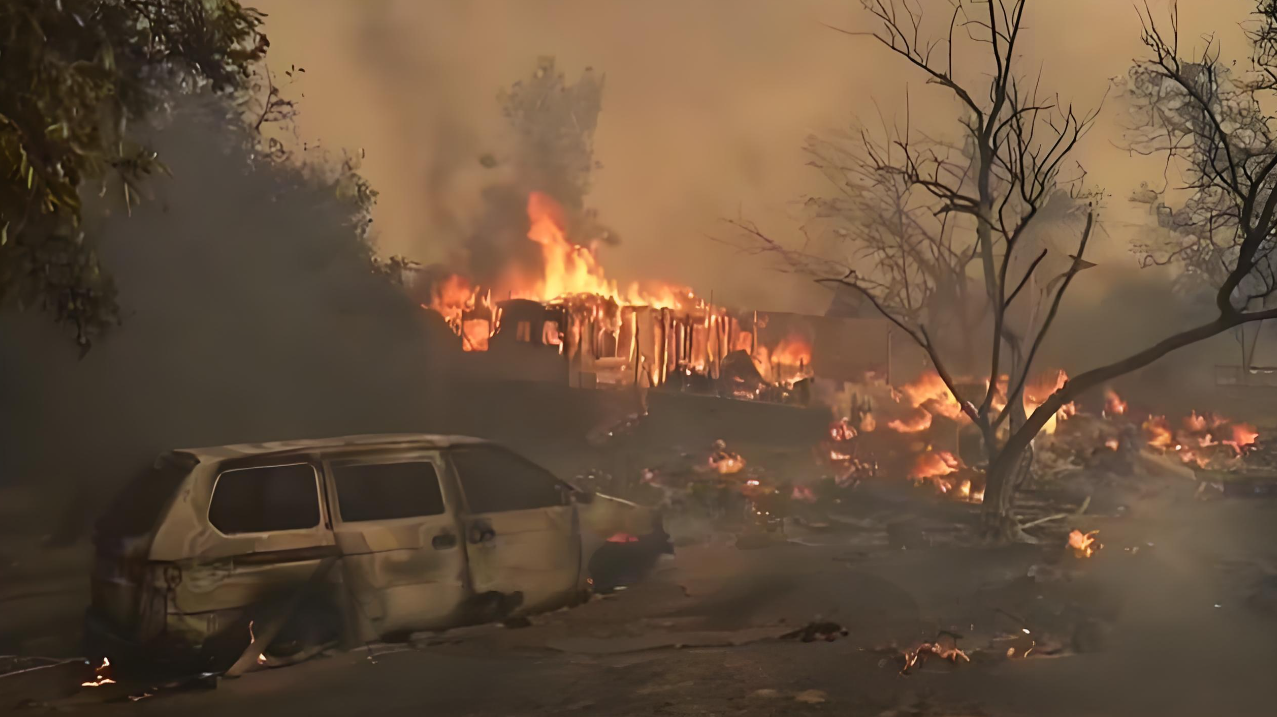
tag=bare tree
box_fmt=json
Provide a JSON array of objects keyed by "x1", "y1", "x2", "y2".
[
  {"x1": 733, "y1": 0, "x2": 1101, "y2": 539},
  {"x1": 979, "y1": 0, "x2": 1277, "y2": 527}
]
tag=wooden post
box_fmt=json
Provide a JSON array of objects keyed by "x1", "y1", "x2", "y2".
[{"x1": 752, "y1": 310, "x2": 759, "y2": 356}]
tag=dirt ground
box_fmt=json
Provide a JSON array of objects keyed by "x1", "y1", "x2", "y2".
[{"x1": 3, "y1": 472, "x2": 1277, "y2": 716}]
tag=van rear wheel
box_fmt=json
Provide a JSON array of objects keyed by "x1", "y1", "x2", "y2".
[{"x1": 260, "y1": 595, "x2": 342, "y2": 664}]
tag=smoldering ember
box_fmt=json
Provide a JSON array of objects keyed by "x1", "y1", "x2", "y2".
[{"x1": 9, "y1": 2, "x2": 1277, "y2": 717}]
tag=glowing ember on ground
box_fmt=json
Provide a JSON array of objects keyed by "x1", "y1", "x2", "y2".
[
  {"x1": 704, "y1": 440, "x2": 748, "y2": 476},
  {"x1": 791, "y1": 485, "x2": 817, "y2": 502},
  {"x1": 81, "y1": 657, "x2": 116, "y2": 687},
  {"x1": 900, "y1": 640, "x2": 970, "y2": 675},
  {"x1": 1067, "y1": 529, "x2": 1100, "y2": 558},
  {"x1": 1139, "y1": 410, "x2": 1259, "y2": 467},
  {"x1": 1104, "y1": 388, "x2": 1127, "y2": 416},
  {"x1": 249, "y1": 620, "x2": 266, "y2": 666}
]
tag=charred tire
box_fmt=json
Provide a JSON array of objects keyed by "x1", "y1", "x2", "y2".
[{"x1": 263, "y1": 594, "x2": 342, "y2": 661}]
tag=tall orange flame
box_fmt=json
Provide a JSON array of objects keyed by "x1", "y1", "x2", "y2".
[
  {"x1": 1104, "y1": 389, "x2": 1127, "y2": 417},
  {"x1": 520, "y1": 192, "x2": 692, "y2": 308},
  {"x1": 911, "y1": 450, "x2": 961, "y2": 480},
  {"x1": 887, "y1": 408, "x2": 933, "y2": 433}
]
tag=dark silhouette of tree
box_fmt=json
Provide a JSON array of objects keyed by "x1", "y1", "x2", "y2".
[
  {"x1": 731, "y1": 0, "x2": 1101, "y2": 540},
  {"x1": 0, "y1": 0, "x2": 268, "y2": 350},
  {"x1": 498, "y1": 56, "x2": 605, "y2": 219}
]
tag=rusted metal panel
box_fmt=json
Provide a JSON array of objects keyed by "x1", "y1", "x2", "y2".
[{"x1": 464, "y1": 505, "x2": 581, "y2": 614}]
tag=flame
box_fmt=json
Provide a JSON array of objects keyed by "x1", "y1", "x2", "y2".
[
  {"x1": 899, "y1": 372, "x2": 963, "y2": 420},
  {"x1": 428, "y1": 274, "x2": 476, "y2": 325},
  {"x1": 1225, "y1": 423, "x2": 1259, "y2": 454},
  {"x1": 1104, "y1": 389, "x2": 1127, "y2": 416},
  {"x1": 607, "y1": 532, "x2": 639, "y2": 543},
  {"x1": 901, "y1": 640, "x2": 970, "y2": 675},
  {"x1": 751, "y1": 332, "x2": 814, "y2": 384},
  {"x1": 521, "y1": 192, "x2": 691, "y2": 308},
  {"x1": 1067, "y1": 529, "x2": 1100, "y2": 558},
  {"x1": 1140, "y1": 411, "x2": 1259, "y2": 466},
  {"x1": 461, "y1": 318, "x2": 491, "y2": 352},
  {"x1": 421, "y1": 192, "x2": 696, "y2": 351},
  {"x1": 1183, "y1": 411, "x2": 1208, "y2": 433},
  {"x1": 1143, "y1": 416, "x2": 1173, "y2": 449},
  {"x1": 887, "y1": 408, "x2": 933, "y2": 433},
  {"x1": 771, "y1": 334, "x2": 812, "y2": 368},
  {"x1": 792, "y1": 485, "x2": 817, "y2": 503},
  {"x1": 911, "y1": 450, "x2": 961, "y2": 480},
  {"x1": 82, "y1": 657, "x2": 116, "y2": 688},
  {"x1": 248, "y1": 620, "x2": 267, "y2": 666},
  {"x1": 1023, "y1": 369, "x2": 1073, "y2": 435},
  {"x1": 859, "y1": 412, "x2": 877, "y2": 433},
  {"x1": 709, "y1": 442, "x2": 746, "y2": 475},
  {"x1": 830, "y1": 418, "x2": 857, "y2": 442},
  {"x1": 1178, "y1": 449, "x2": 1209, "y2": 468}
]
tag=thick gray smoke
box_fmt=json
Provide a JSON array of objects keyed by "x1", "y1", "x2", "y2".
[{"x1": 0, "y1": 99, "x2": 450, "y2": 496}]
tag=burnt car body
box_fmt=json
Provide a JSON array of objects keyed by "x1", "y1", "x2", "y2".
[{"x1": 87, "y1": 434, "x2": 665, "y2": 668}]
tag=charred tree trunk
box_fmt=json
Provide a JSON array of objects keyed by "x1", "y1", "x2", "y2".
[{"x1": 982, "y1": 440, "x2": 1035, "y2": 541}]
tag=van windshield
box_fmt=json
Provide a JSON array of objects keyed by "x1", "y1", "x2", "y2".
[{"x1": 95, "y1": 453, "x2": 195, "y2": 542}]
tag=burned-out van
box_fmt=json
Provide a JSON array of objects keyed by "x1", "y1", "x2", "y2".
[{"x1": 87, "y1": 434, "x2": 666, "y2": 668}]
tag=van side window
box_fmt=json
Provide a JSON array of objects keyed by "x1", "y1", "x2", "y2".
[
  {"x1": 332, "y1": 461, "x2": 446, "y2": 522},
  {"x1": 451, "y1": 446, "x2": 566, "y2": 513},
  {"x1": 209, "y1": 464, "x2": 321, "y2": 534}
]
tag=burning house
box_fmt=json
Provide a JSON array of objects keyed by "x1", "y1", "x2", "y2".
[{"x1": 412, "y1": 191, "x2": 900, "y2": 402}]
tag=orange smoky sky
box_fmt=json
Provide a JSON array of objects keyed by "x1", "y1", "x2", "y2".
[{"x1": 249, "y1": 0, "x2": 1250, "y2": 314}]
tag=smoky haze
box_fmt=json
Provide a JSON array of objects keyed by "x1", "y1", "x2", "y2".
[
  {"x1": 0, "y1": 100, "x2": 450, "y2": 497},
  {"x1": 1, "y1": 0, "x2": 1269, "y2": 497},
  {"x1": 249, "y1": 0, "x2": 1262, "y2": 385}
]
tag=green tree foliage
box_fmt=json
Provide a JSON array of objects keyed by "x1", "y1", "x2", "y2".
[{"x1": 0, "y1": 0, "x2": 268, "y2": 350}]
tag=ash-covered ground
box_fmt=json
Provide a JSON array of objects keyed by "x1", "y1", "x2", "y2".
[{"x1": 3, "y1": 408, "x2": 1276, "y2": 717}]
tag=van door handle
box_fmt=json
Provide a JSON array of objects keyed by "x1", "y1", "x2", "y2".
[
  {"x1": 432, "y1": 532, "x2": 457, "y2": 550},
  {"x1": 468, "y1": 523, "x2": 496, "y2": 544}
]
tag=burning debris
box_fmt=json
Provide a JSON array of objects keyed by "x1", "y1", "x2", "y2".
[
  {"x1": 821, "y1": 376, "x2": 1267, "y2": 510},
  {"x1": 80, "y1": 658, "x2": 115, "y2": 688},
  {"x1": 1067, "y1": 530, "x2": 1100, "y2": 559},
  {"x1": 412, "y1": 191, "x2": 825, "y2": 403},
  {"x1": 781, "y1": 620, "x2": 850, "y2": 643},
  {"x1": 900, "y1": 633, "x2": 971, "y2": 675}
]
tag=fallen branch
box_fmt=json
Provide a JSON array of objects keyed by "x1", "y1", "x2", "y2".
[{"x1": 1019, "y1": 495, "x2": 1091, "y2": 530}]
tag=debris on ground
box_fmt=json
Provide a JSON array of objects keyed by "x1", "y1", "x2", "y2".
[
  {"x1": 781, "y1": 620, "x2": 849, "y2": 643},
  {"x1": 900, "y1": 633, "x2": 971, "y2": 675},
  {"x1": 793, "y1": 689, "x2": 828, "y2": 704}
]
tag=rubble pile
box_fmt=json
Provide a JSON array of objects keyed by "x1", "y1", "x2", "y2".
[{"x1": 1034, "y1": 389, "x2": 1267, "y2": 493}]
